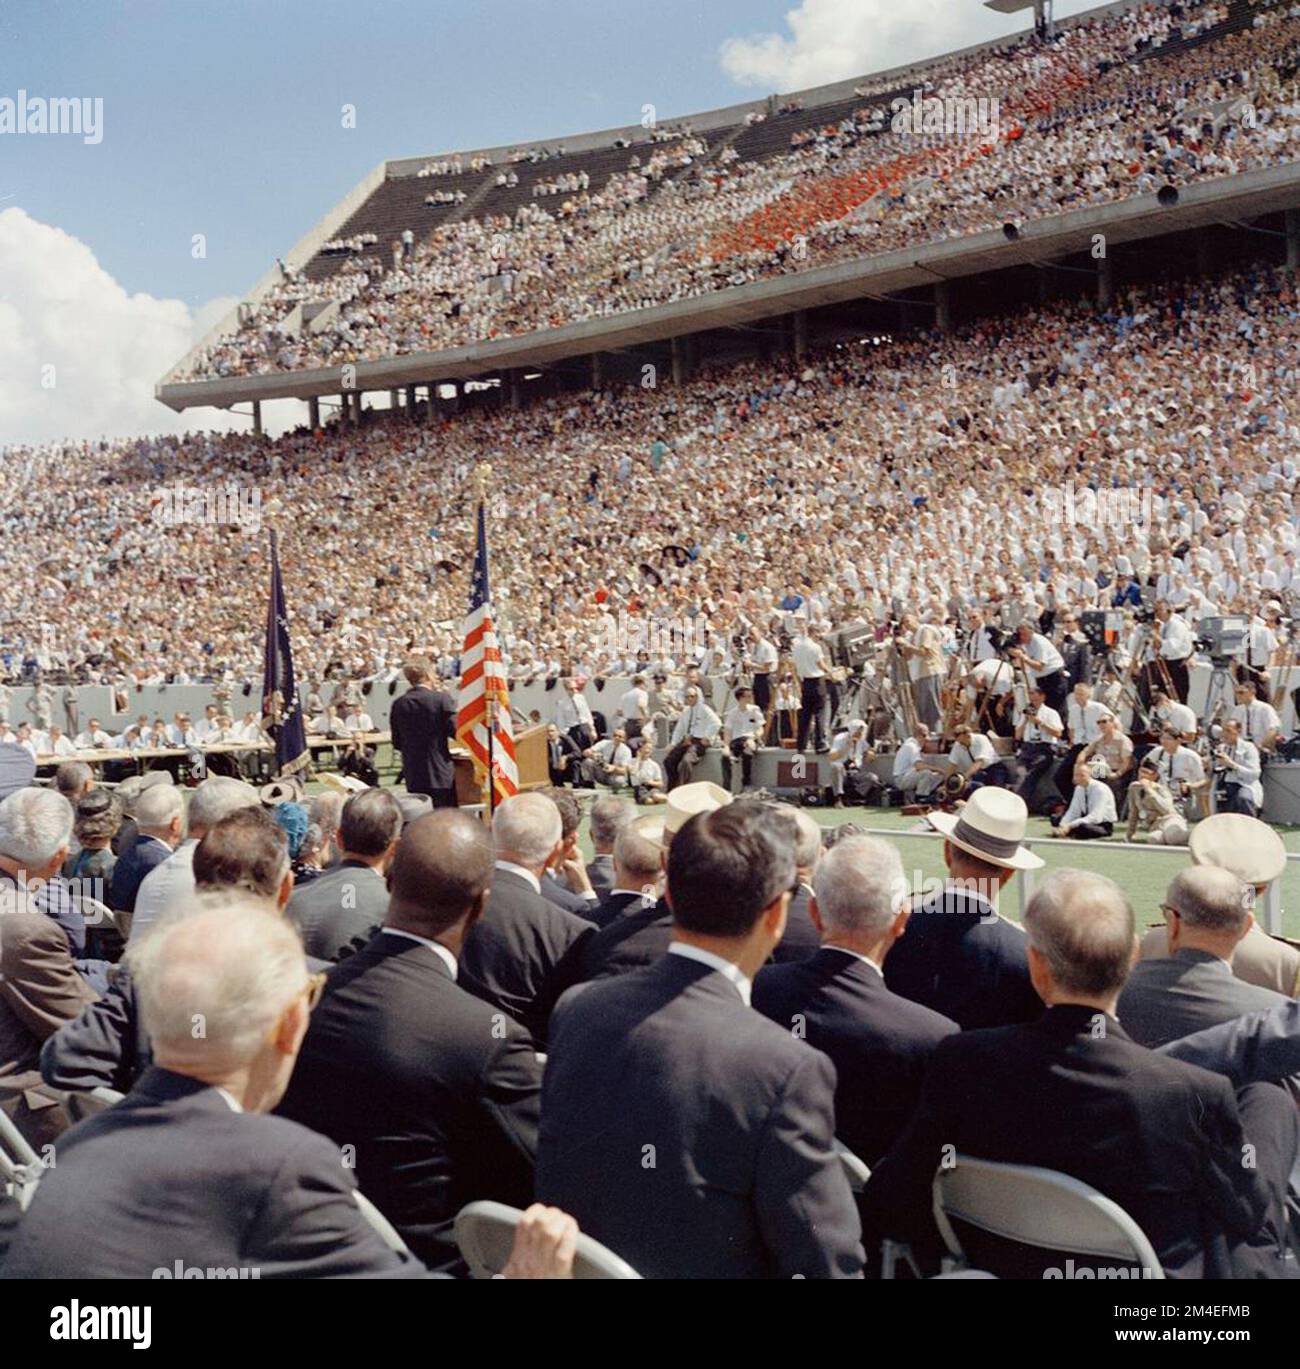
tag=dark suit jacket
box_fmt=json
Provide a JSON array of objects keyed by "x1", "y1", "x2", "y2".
[
  {"x1": 287, "y1": 860, "x2": 389, "y2": 962},
  {"x1": 862, "y1": 1005, "x2": 1279, "y2": 1278},
  {"x1": 0, "y1": 912, "x2": 98, "y2": 1147},
  {"x1": 589, "y1": 888, "x2": 642, "y2": 930},
  {"x1": 107, "y1": 834, "x2": 171, "y2": 913},
  {"x1": 1119, "y1": 948, "x2": 1293, "y2": 1050},
  {"x1": 277, "y1": 932, "x2": 541, "y2": 1269},
  {"x1": 0, "y1": 1068, "x2": 427, "y2": 1279},
  {"x1": 883, "y1": 885, "x2": 1042, "y2": 1029},
  {"x1": 586, "y1": 854, "x2": 615, "y2": 899},
  {"x1": 389, "y1": 685, "x2": 455, "y2": 795},
  {"x1": 753, "y1": 947, "x2": 958, "y2": 1165},
  {"x1": 459, "y1": 867, "x2": 594, "y2": 1044},
  {"x1": 541, "y1": 870, "x2": 600, "y2": 918},
  {"x1": 537, "y1": 953, "x2": 864, "y2": 1279},
  {"x1": 1161, "y1": 1001, "x2": 1300, "y2": 1088},
  {"x1": 566, "y1": 894, "x2": 671, "y2": 984},
  {"x1": 771, "y1": 884, "x2": 821, "y2": 964}
]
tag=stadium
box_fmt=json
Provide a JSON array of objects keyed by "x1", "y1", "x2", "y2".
[{"x1": 4, "y1": 0, "x2": 1300, "y2": 1319}]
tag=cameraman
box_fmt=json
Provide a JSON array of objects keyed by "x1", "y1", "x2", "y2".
[
  {"x1": 1153, "y1": 602, "x2": 1193, "y2": 704},
  {"x1": 1215, "y1": 718, "x2": 1264, "y2": 817},
  {"x1": 1013, "y1": 684, "x2": 1064, "y2": 811}
]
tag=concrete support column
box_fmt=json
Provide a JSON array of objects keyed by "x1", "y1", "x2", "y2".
[
  {"x1": 934, "y1": 282, "x2": 952, "y2": 333},
  {"x1": 406, "y1": 385, "x2": 417, "y2": 417},
  {"x1": 1097, "y1": 254, "x2": 1114, "y2": 308},
  {"x1": 671, "y1": 336, "x2": 688, "y2": 385},
  {"x1": 251, "y1": 400, "x2": 263, "y2": 437},
  {"x1": 307, "y1": 396, "x2": 320, "y2": 430},
  {"x1": 1037, "y1": 268, "x2": 1051, "y2": 305},
  {"x1": 792, "y1": 310, "x2": 809, "y2": 359},
  {"x1": 508, "y1": 369, "x2": 523, "y2": 410},
  {"x1": 1287, "y1": 209, "x2": 1300, "y2": 272},
  {"x1": 591, "y1": 353, "x2": 604, "y2": 388}
]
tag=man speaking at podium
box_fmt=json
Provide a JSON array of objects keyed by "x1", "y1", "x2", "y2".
[{"x1": 390, "y1": 657, "x2": 457, "y2": 808}]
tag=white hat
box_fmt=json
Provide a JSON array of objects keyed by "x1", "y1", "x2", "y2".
[
  {"x1": 926, "y1": 786, "x2": 1044, "y2": 871},
  {"x1": 631, "y1": 780, "x2": 731, "y2": 847},
  {"x1": 1189, "y1": 813, "x2": 1285, "y2": 886},
  {"x1": 317, "y1": 772, "x2": 369, "y2": 795}
]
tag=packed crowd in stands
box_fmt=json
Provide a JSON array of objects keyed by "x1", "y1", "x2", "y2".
[
  {"x1": 8, "y1": 261, "x2": 1300, "y2": 708},
  {"x1": 177, "y1": 0, "x2": 1300, "y2": 380}
]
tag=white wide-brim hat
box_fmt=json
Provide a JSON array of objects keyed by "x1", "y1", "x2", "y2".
[
  {"x1": 927, "y1": 786, "x2": 1044, "y2": 871},
  {"x1": 631, "y1": 780, "x2": 732, "y2": 847}
]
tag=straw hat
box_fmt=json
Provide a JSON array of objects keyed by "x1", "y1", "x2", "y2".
[
  {"x1": 317, "y1": 772, "x2": 369, "y2": 795},
  {"x1": 631, "y1": 780, "x2": 732, "y2": 847},
  {"x1": 926, "y1": 786, "x2": 1044, "y2": 871}
]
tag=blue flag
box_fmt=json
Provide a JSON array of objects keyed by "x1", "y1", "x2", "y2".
[{"x1": 261, "y1": 529, "x2": 309, "y2": 777}]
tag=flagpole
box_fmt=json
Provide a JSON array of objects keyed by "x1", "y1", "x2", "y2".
[{"x1": 475, "y1": 465, "x2": 496, "y2": 821}]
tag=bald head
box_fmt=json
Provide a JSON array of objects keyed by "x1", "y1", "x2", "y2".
[
  {"x1": 493, "y1": 792, "x2": 563, "y2": 871},
  {"x1": 1163, "y1": 865, "x2": 1255, "y2": 957},
  {"x1": 129, "y1": 896, "x2": 308, "y2": 1091},
  {"x1": 1024, "y1": 869, "x2": 1136, "y2": 1002},
  {"x1": 387, "y1": 810, "x2": 494, "y2": 939}
]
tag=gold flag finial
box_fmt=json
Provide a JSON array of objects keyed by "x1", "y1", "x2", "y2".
[{"x1": 473, "y1": 462, "x2": 493, "y2": 501}]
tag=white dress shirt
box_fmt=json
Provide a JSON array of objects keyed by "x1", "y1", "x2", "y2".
[
  {"x1": 667, "y1": 941, "x2": 751, "y2": 1006},
  {"x1": 1060, "y1": 778, "x2": 1118, "y2": 829},
  {"x1": 381, "y1": 927, "x2": 458, "y2": 978}
]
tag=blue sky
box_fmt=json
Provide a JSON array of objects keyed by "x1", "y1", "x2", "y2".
[{"x1": 1, "y1": 0, "x2": 1099, "y2": 443}]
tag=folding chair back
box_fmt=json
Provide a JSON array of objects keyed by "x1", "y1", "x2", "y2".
[
  {"x1": 933, "y1": 1155, "x2": 1164, "y2": 1278},
  {"x1": 454, "y1": 1200, "x2": 641, "y2": 1279},
  {"x1": 0, "y1": 1108, "x2": 44, "y2": 1211}
]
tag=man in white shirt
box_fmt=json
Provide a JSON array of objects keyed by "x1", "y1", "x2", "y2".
[
  {"x1": 166, "y1": 712, "x2": 198, "y2": 748},
  {"x1": 192, "y1": 705, "x2": 221, "y2": 743},
  {"x1": 1012, "y1": 622, "x2": 1068, "y2": 710},
  {"x1": 342, "y1": 701, "x2": 376, "y2": 735},
  {"x1": 1214, "y1": 719, "x2": 1264, "y2": 818},
  {"x1": 14, "y1": 723, "x2": 38, "y2": 761},
  {"x1": 792, "y1": 628, "x2": 831, "y2": 752},
  {"x1": 617, "y1": 675, "x2": 650, "y2": 742},
  {"x1": 892, "y1": 723, "x2": 941, "y2": 800},
  {"x1": 43, "y1": 725, "x2": 76, "y2": 759},
  {"x1": 746, "y1": 629, "x2": 779, "y2": 720},
  {"x1": 555, "y1": 677, "x2": 596, "y2": 751},
  {"x1": 723, "y1": 687, "x2": 766, "y2": 793},
  {"x1": 663, "y1": 686, "x2": 721, "y2": 790},
  {"x1": 1151, "y1": 690, "x2": 1198, "y2": 744},
  {"x1": 586, "y1": 728, "x2": 633, "y2": 790},
  {"x1": 1154, "y1": 602, "x2": 1194, "y2": 703},
  {"x1": 948, "y1": 724, "x2": 999, "y2": 795},
  {"x1": 75, "y1": 718, "x2": 114, "y2": 750},
  {"x1": 627, "y1": 746, "x2": 666, "y2": 805},
  {"x1": 1149, "y1": 730, "x2": 1209, "y2": 818},
  {"x1": 1051, "y1": 759, "x2": 1118, "y2": 839},
  {"x1": 1013, "y1": 684, "x2": 1064, "y2": 810},
  {"x1": 1228, "y1": 683, "x2": 1282, "y2": 753},
  {"x1": 129, "y1": 777, "x2": 261, "y2": 942},
  {"x1": 827, "y1": 719, "x2": 877, "y2": 807}
]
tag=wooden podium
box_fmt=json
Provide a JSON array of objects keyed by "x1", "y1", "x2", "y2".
[{"x1": 452, "y1": 724, "x2": 550, "y2": 806}]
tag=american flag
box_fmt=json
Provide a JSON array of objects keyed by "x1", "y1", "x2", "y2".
[{"x1": 455, "y1": 499, "x2": 518, "y2": 809}]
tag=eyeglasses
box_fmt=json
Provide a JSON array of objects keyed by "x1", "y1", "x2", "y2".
[
  {"x1": 1159, "y1": 904, "x2": 1181, "y2": 922},
  {"x1": 303, "y1": 972, "x2": 327, "y2": 1012}
]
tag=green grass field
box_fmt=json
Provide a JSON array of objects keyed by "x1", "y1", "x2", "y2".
[{"x1": 321, "y1": 747, "x2": 1300, "y2": 941}]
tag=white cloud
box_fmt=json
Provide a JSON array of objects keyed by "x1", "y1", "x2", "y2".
[
  {"x1": 0, "y1": 207, "x2": 298, "y2": 447},
  {"x1": 720, "y1": 0, "x2": 1098, "y2": 93}
]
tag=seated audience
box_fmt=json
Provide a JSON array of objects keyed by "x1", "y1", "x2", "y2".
[
  {"x1": 537, "y1": 800, "x2": 865, "y2": 1279},
  {"x1": 287, "y1": 787, "x2": 402, "y2": 962},
  {"x1": 862, "y1": 869, "x2": 1298, "y2": 1278},
  {"x1": 753, "y1": 834, "x2": 958, "y2": 1166},
  {"x1": 277, "y1": 811, "x2": 542, "y2": 1270}
]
